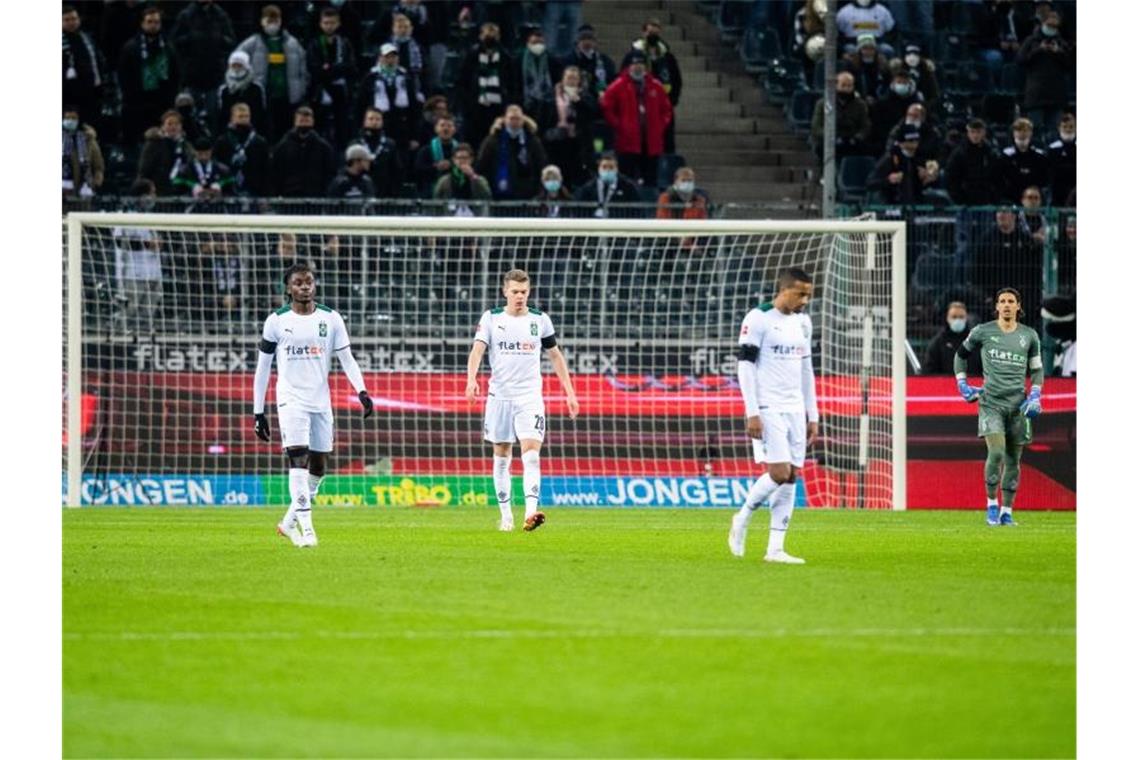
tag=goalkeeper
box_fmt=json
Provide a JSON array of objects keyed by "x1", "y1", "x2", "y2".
[{"x1": 954, "y1": 287, "x2": 1044, "y2": 526}]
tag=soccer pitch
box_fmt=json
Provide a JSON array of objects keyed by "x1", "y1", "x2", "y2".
[{"x1": 63, "y1": 508, "x2": 1075, "y2": 758}]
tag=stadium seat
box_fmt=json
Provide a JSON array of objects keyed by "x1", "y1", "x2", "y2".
[
  {"x1": 837, "y1": 155, "x2": 876, "y2": 203},
  {"x1": 440, "y1": 51, "x2": 463, "y2": 91},
  {"x1": 740, "y1": 26, "x2": 783, "y2": 74},
  {"x1": 716, "y1": 0, "x2": 750, "y2": 43},
  {"x1": 949, "y1": 2, "x2": 985, "y2": 38},
  {"x1": 764, "y1": 57, "x2": 804, "y2": 106},
  {"x1": 786, "y1": 89, "x2": 818, "y2": 136},
  {"x1": 946, "y1": 62, "x2": 994, "y2": 95},
  {"x1": 811, "y1": 60, "x2": 827, "y2": 92},
  {"x1": 656, "y1": 154, "x2": 687, "y2": 190}
]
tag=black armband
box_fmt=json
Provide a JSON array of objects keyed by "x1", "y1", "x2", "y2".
[
  {"x1": 738, "y1": 344, "x2": 760, "y2": 362},
  {"x1": 259, "y1": 339, "x2": 277, "y2": 354},
  {"x1": 955, "y1": 343, "x2": 972, "y2": 359},
  {"x1": 541, "y1": 334, "x2": 558, "y2": 349}
]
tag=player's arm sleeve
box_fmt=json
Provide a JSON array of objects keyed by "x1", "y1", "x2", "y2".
[
  {"x1": 736, "y1": 312, "x2": 763, "y2": 417},
  {"x1": 541, "y1": 313, "x2": 557, "y2": 349},
  {"x1": 473, "y1": 311, "x2": 491, "y2": 345},
  {"x1": 332, "y1": 314, "x2": 367, "y2": 394},
  {"x1": 953, "y1": 327, "x2": 979, "y2": 378},
  {"x1": 1028, "y1": 330, "x2": 1045, "y2": 387},
  {"x1": 253, "y1": 315, "x2": 276, "y2": 414}
]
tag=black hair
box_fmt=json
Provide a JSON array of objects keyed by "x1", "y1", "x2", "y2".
[
  {"x1": 129, "y1": 178, "x2": 156, "y2": 196},
  {"x1": 62, "y1": 5, "x2": 77, "y2": 15},
  {"x1": 598, "y1": 150, "x2": 618, "y2": 164},
  {"x1": 283, "y1": 262, "x2": 314, "y2": 290},
  {"x1": 777, "y1": 267, "x2": 813, "y2": 291}
]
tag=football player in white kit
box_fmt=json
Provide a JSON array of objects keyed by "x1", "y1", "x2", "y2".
[
  {"x1": 728, "y1": 267, "x2": 820, "y2": 564},
  {"x1": 465, "y1": 270, "x2": 579, "y2": 532},
  {"x1": 252, "y1": 263, "x2": 373, "y2": 547}
]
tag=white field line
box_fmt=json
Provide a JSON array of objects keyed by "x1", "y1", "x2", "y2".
[{"x1": 64, "y1": 627, "x2": 1075, "y2": 642}]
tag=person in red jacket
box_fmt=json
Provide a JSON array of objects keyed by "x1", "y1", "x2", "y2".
[{"x1": 600, "y1": 49, "x2": 672, "y2": 186}]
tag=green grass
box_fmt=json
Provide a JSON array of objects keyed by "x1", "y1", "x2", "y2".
[{"x1": 64, "y1": 508, "x2": 1075, "y2": 759}]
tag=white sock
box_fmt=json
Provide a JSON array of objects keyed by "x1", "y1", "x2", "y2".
[
  {"x1": 289, "y1": 468, "x2": 314, "y2": 536},
  {"x1": 736, "y1": 473, "x2": 780, "y2": 526},
  {"x1": 987, "y1": 497, "x2": 999, "y2": 508},
  {"x1": 522, "y1": 450, "x2": 541, "y2": 517},
  {"x1": 1000, "y1": 506, "x2": 1012, "y2": 516},
  {"x1": 766, "y1": 483, "x2": 796, "y2": 555},
  {"x1": 493, "y1": 455, "x2": 513, "y2": 519}
]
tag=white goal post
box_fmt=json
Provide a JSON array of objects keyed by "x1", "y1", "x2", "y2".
[{"x1": 64, "y1": 213, "x2": 906, "y2": 511}]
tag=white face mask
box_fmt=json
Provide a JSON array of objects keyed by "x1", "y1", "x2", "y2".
[
  {"x1": 1059, "y1": 129, "x2": 1075, "y2": 142},
  {"x1": 1042, "y1": 25, "x2": 1059, "y2": 37},
  {"x1": 528, "y1": 42, "x2": 546, "y2": 57},
  {"x1": 262, "y1": 21, "x2": 281, "y2": 35},
  {"x1": 563, "y1": 85, "x2": 579, "y2": 97},
  {"x1": 891, "y1": 83, "x2": 912, "y2": 97},
  {"x1": 905, "y1": 118, "x2": 921, "y2": 127},
  {"x1": 62, "y1": 118, "x2": 79, "y2": 131},
  {"x1": 949, "y1": 317, "x2": 967, "y2": 333},
  {"x1": 904, "y1": 53, "x2": 920, "y2": 67},
  {"x1": 675, "y1": 180, "x2": 695, "y2": 194}
]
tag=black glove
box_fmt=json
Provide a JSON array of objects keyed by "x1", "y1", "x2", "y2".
[
  {"x1": 359, "y1": 390, "x2": 373, "y2": 419},
  {"x1": 253, "y1": 413, "x2": 270, "y2": 442}
]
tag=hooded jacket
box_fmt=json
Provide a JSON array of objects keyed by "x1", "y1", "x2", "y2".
[{"x1": 601, "y1": 70, "x2": 673, "y2": 156}]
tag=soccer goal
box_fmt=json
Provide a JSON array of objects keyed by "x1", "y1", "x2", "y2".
[{"x1": 64, "y1": 213, "x2": 906, "y2": 510}]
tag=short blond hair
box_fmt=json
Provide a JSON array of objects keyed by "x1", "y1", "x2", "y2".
[{"x1": 503, "y1": 269, "x2": 529, "y2": 285}]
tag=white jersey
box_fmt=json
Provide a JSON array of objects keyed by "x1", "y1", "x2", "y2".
[
  {"x1": 474, "y1": 307, "x2": 556, "y2": 401},
  {"x1": 262, "y1": 304, "x2": 350, "y2": 413},
  {"x1": 738, "y1": 304, "x2": 817, "y2": 418}
]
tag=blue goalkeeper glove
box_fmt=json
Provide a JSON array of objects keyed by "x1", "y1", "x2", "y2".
[
  {"x1": 957, "y1": 377, "x2": 983, "y2": 403},
  {"x1": 1020, "y1": 385, "x2": 1042, "y2": 418}
]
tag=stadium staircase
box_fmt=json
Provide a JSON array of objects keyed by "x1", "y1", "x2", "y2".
[{"x1": 584, "y1": 0, "x2": 818, "y2": 215}]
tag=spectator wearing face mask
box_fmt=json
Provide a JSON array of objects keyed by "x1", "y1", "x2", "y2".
[
  {"x1": 270, "y1": 106, "x2": 336, "y2": 197},
  {"x1": 352, "y1": 107, "x2": 404, "y2": 199},
  {"x1": 572, "y1": 152, "x2": 641, "y2": 218},
  {"x1": 213, "y1": 102, "x2": 270, "y2": 197},
  {"x1": 811, "y1": 71, "x2": 872, "y2": 162},
  {"x1": 217, "y1": 51, "x2": 268, "y2": 136},
  {"x1": 137, "y1": 110, "x2": 194, "y2": 197},
  {"x1": 601, "y1": 50, "x2": 673, "y2": 186},
  {"x1": 885, "y1": 103, "x2": 942, "y2": 163},
  {"x1": 998, "y1": 118, "x2": 1049, "y2": 203},
  {"x1": 118, "y1": 5, "x2": 180, "y2": 143},
  {"x1": 476, "y1": 104, "x2": 548, "y2": 201},
  {"x1": 836, "y1": 0, "x2": 896, "y2": 57},
  {"x1": 356, "y1": 44, "x2": 425, "y2": 156},
  {"x1": 236, "y1": 4, "x2": 309, "y2": 144},
  {"x1": 541, "y1": 65, "x2": 598, "y2": 189},
  {"x1": 870, "y1": 71, "x2": 922, "y2": 155},
  {"x1": 922, "y1": 301, "x2": 981, "y2": 375},
  {"x1": 656, "y1": 166, "x2": 710, "y2": 220},
  {"x1": 946, "y1": 118, "x2": 1000, "y2": 205},
  {"x1": 532, "y1": 164, "x2": 573, "y2": 218},
  {"x1": 458, "y1": 23, "x2": 516, "y2": 149},
  {"x1": 517, "y1": 28, "x2": 558, "y2": 126},
  {"x1": 62, "y1": 105, "x2": 104, "y2": 199},
  {"x1": 558, "y1": 24, "x2": 616, "y2": 99},
  {"x1": 841, "y1": 33, "x2": 892, "y2": 106},
  {"x1": 1048, "y1": 112, "x2": 1075, "y2": 207},
  {"x1": 891, "y1": 44, "x2": 939, "y2": 109},
  {"x1": 1017, "y1": 11, "x2": 1074, "y2": 134},
  {"x1": 629, "y1": 18, "x2": 683, "y2": 152},
  {"x1": 867, "y1": 127, "x2": 940, "y2": 205}
]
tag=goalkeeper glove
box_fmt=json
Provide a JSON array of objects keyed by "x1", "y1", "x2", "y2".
[
  {"x1": 1020, "y1": 385, "x2": 1042, "y2": 418},
  {"x1": 957, "y1": 377, "x2": 983, "y2": 403},
  {"x1": 253, "y1": 413, "x2": 271, "y2": 442},
  {"x1": 359, "y1": 390, "x2": 373, "y2": 419}
]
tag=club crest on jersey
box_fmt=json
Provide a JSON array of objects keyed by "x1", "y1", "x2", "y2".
[
  {"x1": 530, "y1": 321, "x2": 539, "y2": 336},
  {"x1": 319, "y1": 321, "x2": 328, "y2": 337},
  {"x1": 1019, "y1": 336, "x2": 1028, "y2": 348}
]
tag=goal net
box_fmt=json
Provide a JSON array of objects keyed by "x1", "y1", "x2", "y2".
[{"x1": 64, "y1": 214, "x2": 906, "y2": 510}]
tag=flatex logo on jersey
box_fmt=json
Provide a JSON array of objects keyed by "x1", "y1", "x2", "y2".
[
  {"x1": 986, "y1": 347, "x2": 1026, "y2": 366},
  {"x1": 284, "y1": 344, "x2": 324, "y2": 359},
  {"x1": 497, "y1": 340, "x2": 538, "y2": 354}
]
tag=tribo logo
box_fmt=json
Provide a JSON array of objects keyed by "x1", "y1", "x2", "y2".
[
  {"x1": 285, "y1": 345, "x2": 323, "y2": 357},
  {"x1": 497, "y1": 340, "x2": 537, "y2": 352}
]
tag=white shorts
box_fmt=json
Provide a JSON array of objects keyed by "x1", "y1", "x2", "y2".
[
  {"x1": 278, "y1": 407, "x2": 334, "y2": 452},
  {"x1": 751, "y1": 410, "x2": 806, "y2": 467},
  {"x1": 484, "y1": 395, "x2": 546, "y2": 443}
]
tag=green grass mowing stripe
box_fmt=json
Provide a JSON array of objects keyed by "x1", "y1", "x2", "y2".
[{"x1": 64, "y1": 508, "x2": 1075, "y2": 758}]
